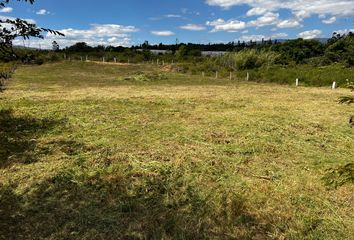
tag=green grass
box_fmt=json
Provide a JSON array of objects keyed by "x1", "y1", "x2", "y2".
[{"x1": 0, "y1": 61, "x2": 353, "y2": 239}]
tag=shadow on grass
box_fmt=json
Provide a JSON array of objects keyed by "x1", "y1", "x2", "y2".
[
  {"x1": 0, "y1": 109, "x2": 69, "y2": 168},
  {"x1": 0, "y1": 164, "x2": 269, "y2": 240}
]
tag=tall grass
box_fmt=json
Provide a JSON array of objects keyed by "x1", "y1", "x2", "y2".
[
  {"x1": 218, "y1": 49, "x2": 280, "y2": 70},
  {"x1": 0, "y1": 63, "x2": 16, "y2": 91}
]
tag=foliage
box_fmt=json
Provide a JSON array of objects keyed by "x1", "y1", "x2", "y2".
[
  {"x1": 175, "y1": 44, "x2": 202, "y2": 60},
  {"x1": 0, "y1": 0, "x2": 63, "y2": 62},
  {"x1": 325, "y1": 33, "x2": 354, "y2": 67},
  {"x1": 0, "y1": 63, "x2": 16, "y2": 91},
  {"x1": 270, "y1": 38, "x2": 325, "y2": 64},
  {"x1": 219, "y1": 49, "x2": 280, "y2": 70},
  {"x1": 323, "y1": 163, "x2": 354, "y2": 188},
  {"x1": 52, "y1": 41, "x2": 59, "y2": 51}
]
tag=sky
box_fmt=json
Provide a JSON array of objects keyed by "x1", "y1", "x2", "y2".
[{"x1": 1, "y1": 0, "x2": 354, "y2": 48}]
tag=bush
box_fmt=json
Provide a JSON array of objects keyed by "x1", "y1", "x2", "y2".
[{"x1": 219, "y1": 49, "x2": 280, "y2": 70}]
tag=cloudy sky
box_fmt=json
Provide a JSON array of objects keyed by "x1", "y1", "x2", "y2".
[{"x1": 1, "y1": 0, "x2": 354, "y2": 48}]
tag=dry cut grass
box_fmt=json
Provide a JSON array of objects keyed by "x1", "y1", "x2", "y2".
[{"x1": 0, "y1": 62, "x2": 353, "y2": 240}]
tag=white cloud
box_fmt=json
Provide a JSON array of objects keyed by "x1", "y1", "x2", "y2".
[
  {"x1": 0, "y1": 7, "x2": 13, "y2": 13},
  {"x1": 206, "y1": 0, "x2": 354, "y2": 18},
  {"x1": 239, "y1": 32, "x2": 288, "y2": 42},
  {"x1": 294, "y1": 10, "x2": 311, "y2": 20},
  {"x1": 12, "y1": 23, "x2": 139, "y2": 49},
  {"x1": 246, "y1": 7, "x2": 267, "y2": 16},
  {"x1": 239, "y1": 34, "x2": 266, "y2": 42},
  {"x1": 206, "y1": 18, "x2": 246, "y2": 32},
  {"x1": 36, "y1": 9, "x2": 49, "y2": 15},
  {"x1": 298, "y1": 29, "x2": 322, "y2": 39},
  {"x1": 245, "y1": 12, "x2": 302, "y2": 29},
  {"x1": 248, "y1": 12, "x2": 279, "y2": 27},
  {"x1": 277, "y1": 19, "x2": 302, "y2": 28},
  {"x1": 151, "y1": 30, "x2": 175, "y2": 36},
  {"x1": 322, "y1": 16, "x2": 336, "y2": 24},
  {"x1": 165, "y1": 14, "x2": 182, "y2": 18},
  {"x1": 271, "y1": 32, "x2": 288, "y2": 38},
  {"x1": 179, "y1": 24, "x2": 206, "y2": 31},
  {"x1": 333, "y1": 29, "x2": 354, "y2": 35}
]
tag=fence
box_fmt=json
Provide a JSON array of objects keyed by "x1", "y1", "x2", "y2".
[{"x1": 61, "y1": 55, "x2": 347, "y2": 89}]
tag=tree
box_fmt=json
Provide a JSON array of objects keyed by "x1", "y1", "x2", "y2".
[
  {"x1": 52, "y1": 41, "x2": 59, "y2": 51},
  {"x1": 0, "y1": 0, "x2": 64, "y2": 61}
]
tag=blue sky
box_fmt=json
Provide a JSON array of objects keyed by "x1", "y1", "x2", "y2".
[{"x1": 1, "y1": 0, "x2": 353, "y2": 48}]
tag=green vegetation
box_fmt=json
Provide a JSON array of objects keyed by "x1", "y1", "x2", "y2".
[
  {"x1": 1, "y1": 62, "x2": 353, "y2": 239},
  {"x1": 0, "y1": 62, "x2": 16, "y2": 91}
]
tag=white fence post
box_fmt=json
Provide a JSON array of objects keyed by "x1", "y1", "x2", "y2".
[
  {"x1": 332, "y1": 81, "x2": 336, "y2": 89},
  {"x1": 246, "y1": 72, "x2": 249, "y2": 81},
  {"x1": 296, "y1": 78, "x2": 299, "y2": 87},
  {"x1": 114, "y1": 58, "x2": 117, "y2": 63}
]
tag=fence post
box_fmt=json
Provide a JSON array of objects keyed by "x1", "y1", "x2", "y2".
[
  {"x1": 246, "y1": 72, "x2": 249, "y2": 81},
  {"x1": 114, "y1": 57, "x2": 117, "y2": 63},
  {"x1": 332, "y1": 81, "x2": 336, "y2": 90},
  {"x1": 157, "y1": 59, "x2": 159, "y2": 65},
  {"x1": 230, "y1": 72, "x2": 232, "y2": 80},
  {"x1": 80, "y1": 56, "x2": 83, "y2": 62},
  {"x1": 64, "y1": 54, "x2": 66, "y2": 60},
  {"x1": 296, "y1": 78, "x2": 299, "y2": 87},
  {"x1": 102, "y1": 57, "x2": 105, "y2": 63},
  {"x1": 215, "y1": 71, "x2": 218, "y2": 79}
]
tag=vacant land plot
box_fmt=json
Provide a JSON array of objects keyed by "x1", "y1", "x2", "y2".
[{"x1": 0, "y1": 62, "x2": 353, "y2": 239}]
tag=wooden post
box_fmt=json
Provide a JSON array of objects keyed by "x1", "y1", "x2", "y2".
[
  {"x1": 114, "y1": 58, "x2": 117, "y2": 63},
  {"x1": 246, "y1": 72, "x2": 249, "y2": 81},
  {"x1": 230, "y1": 72, "x2": 232, "y2": 80},
  {"x1": 332, "y1": 81, "x2": 336, "y2": 89},
  {"x1": 102, "y1": 57, "x2": 105, "y2": 62},
  {"x1": 215, "y1": 71, "x2": 218, "y2": 79},
  {"x1": 296, "y1": 78, "x2": 299, "y2": 87}
]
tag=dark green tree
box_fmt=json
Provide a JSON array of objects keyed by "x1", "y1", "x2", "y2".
[{"x1": 52, "y1": 41, "x2": 59, "y2": 51}]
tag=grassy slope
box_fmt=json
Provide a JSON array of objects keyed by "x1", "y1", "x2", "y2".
[{"x1": 0, "y1": 62, "x2": 353, "y2": 240}]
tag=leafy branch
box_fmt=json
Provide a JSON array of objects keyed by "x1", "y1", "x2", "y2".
[{"x1": 0, "y1": 0, "x2": 64, "y2": 61}]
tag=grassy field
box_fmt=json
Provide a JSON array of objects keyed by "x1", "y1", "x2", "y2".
[{"x1": 0, "y1": 61, "x2": 353, "y2": 239}]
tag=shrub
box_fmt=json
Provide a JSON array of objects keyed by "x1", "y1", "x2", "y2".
[{"x1": 219, "y1": 49, "x2": 280, "y2": 70}]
